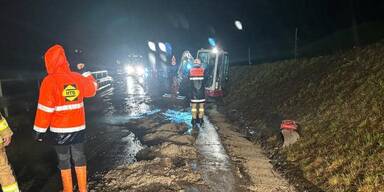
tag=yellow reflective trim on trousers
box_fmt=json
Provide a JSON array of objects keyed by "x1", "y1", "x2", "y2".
[
  {"x1": 0, "y1": 119, "x2": 9, "y2": 131},
  {"x1": 2, "y1": 183, "x2": 19, "y2": 192},
  {"x1": 198, "y1": 109, "x2": 205, "y2": 111},
  {"x1": 191, "y1": 109, "x2": 197, "y2": 112}
]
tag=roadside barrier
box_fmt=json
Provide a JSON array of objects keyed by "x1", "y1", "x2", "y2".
[{"x1": 91, "y1": 70, "x2": 113, "y2": 91}]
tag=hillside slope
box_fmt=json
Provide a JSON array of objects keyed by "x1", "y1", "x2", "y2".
[{"x1": 225, "y1": 40, "x2": 384, "y2": 192}]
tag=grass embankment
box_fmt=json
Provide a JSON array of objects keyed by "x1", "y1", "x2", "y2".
[{"x1": 225, "y1": 40, "x2": 384, "y2": 191}]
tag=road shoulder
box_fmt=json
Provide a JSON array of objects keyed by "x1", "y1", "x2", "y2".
[{"x1": 207, "y1": 105, "x2": 296, "y2": 192}]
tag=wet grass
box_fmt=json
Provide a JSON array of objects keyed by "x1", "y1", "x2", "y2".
[{"x1": 225, "y1": 40, "x2": 384, "y2": 191}]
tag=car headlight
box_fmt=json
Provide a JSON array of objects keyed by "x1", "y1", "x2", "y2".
[
  {"x1": 125, "y1": 65, "x2": 135, "y2": 75},
  {"x1": 136, "y1": 66, "x2": 145, "y2": 76}
]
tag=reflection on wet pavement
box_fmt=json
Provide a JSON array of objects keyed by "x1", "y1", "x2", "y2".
[
  {"x1": 102, "y1": 109, "x2": 161, "y2": 125},
  {"x1": 160, "y1": 109, "x2": 236, "y2": 191},
  {"x1": 100, "y1": 76, "x2": 160, "y2": 124},
  {"x1": 196, "y1": 116, "x2": 235, "y2": 192},
  {"x1": 119, "y1": 132, "x2": 145, "y2": 164},
  {"x1": 87, "y1": 75, "x2": 157, "y2": 174},
  {"x1": 126, "y1": 76, "x2": 145, "y2": 95},
  {"x1": 88, "y1": 75, "x2": 235, "y2": 191}
]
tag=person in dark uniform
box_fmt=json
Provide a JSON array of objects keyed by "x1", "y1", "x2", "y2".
[
  {"x1": 169, "y1": 56, "x2": 178, "y2": 97},
  {"x1": 189, "y1": 59, "x2": 206, "y2": 130}
]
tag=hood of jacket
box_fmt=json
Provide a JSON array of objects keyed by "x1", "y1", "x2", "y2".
[{"x1": 44, "y1": 44, "x2": 71, "y2": 74}]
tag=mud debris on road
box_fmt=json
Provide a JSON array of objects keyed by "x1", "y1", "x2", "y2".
[
  {"x1": 89, "y1": 114, "x2": 208, "y2": 192},
  {"x1": 8, "y1": 74, "x2": 303, "y2": 192}
]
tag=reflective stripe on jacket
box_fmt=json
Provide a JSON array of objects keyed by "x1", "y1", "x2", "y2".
[
  {"x1": 33, "y1": 44, "x2": 97, "y2": 145},
  {"x1": 0, "y1": 114, "x2": 13, "y2": 147}
]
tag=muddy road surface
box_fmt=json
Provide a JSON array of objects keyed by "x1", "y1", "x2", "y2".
[
  {"x1": 7, "y1": 74, "x2": 296, "y2": 191},
  {"x1": 6, "y1": 75, "x2": 234, "y2": 191}
]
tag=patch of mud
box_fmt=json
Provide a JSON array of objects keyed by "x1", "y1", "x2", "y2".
[
  {"x1": 162, "y1": 109, "x2": 193, "y2": 133},
  {"x1": 221, "y1": 106, "x2": 323, "y2": 192},
  {"x1": 143, "y1": 123, "x2": 194, "y2": 145},
  {"x1": 90, "y1": 158, "x2": 204, "y2": 192},
  {"x1": 90, "y1": 114, "x2": 208, "y2": 191},
  {"x1": 208, "y1": 106, "x2": 296, "y2": 192}
]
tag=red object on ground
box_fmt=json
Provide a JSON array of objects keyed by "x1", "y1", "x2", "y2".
[
  {"x1": 205, "y1": 89, "x2": 224, "y2": 97},
  {"x1": 280, "y1": 120, "x2": 298, "y2": 130}
]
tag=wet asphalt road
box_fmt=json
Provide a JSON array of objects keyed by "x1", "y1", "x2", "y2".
[
  {"x1": 86, "y1": 75, "x2": 235, "y2": 191},
  {"x1": 86, "y1": 75, "x2": 154, "y2": 174},
  {"x1": 196, "y1": 117, "x2": 235, "y2": 192},
  {"x1": 10, "y1": 74, "x2": 235, "y2": 192}
]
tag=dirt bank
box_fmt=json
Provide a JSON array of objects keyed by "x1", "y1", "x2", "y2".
[{"x1": 224, "y1": 41, "x2": 384, "y2": 191}]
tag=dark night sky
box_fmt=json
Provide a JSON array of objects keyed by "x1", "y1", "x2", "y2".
[{"x1": 1, "y1": 0, "x2": 384, "y2": 72}]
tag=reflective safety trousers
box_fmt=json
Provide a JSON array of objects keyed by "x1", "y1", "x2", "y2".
[
  {"x1": 0, "y1": 116, "x2": 12, "y2": 140},
  {"x1": 0, "y1": 116, "x2": 19, "y2": 192},
  {"x1": 0, "y1": 148, "x2": 19, "y2": 192}
]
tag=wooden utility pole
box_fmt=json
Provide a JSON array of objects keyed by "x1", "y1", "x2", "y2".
[
  {"x1": 294, "y1": 27, "x2": 299, "y2": 60},
  {"x1": 351, "y1": 0, "x2": 359, "y2": 46},
  {"x1": 248, "y1": 47, "x2": 252, "y2": 65}
]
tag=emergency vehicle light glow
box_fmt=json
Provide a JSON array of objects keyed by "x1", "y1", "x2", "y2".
[
  {"x1": 148, "y1": 41, "x2": 156, "y2": 52},
  {"x1": 158, "y1": 42, "x2": 167, "y2": 52},
  {"x1": 208, "y1": 38, "x2": 216, "y2": 47},
  {"x1": 235, "y1": 20, "x2": 243, "y2": 30},
  {"x1": 212, "y1": 47, "x2": 219, "y2": 54}
]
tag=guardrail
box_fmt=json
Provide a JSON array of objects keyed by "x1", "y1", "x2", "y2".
[
  {"x1": 0, "y1": 70, "x2": 112, "y2": 117},
  {"x1": 91, "y1": 71, "x2": 113, "y2": 91}
]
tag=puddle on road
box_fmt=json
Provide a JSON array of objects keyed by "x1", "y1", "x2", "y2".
[
  {"x1": 102, "y1": 109, "x2": 161, "y2": 125},
  {"x1": 162, "y1": 109, "x2": 193, "y2": 133},
  {"x1": 88, "y1": 76, "x2": 158, "y2": 172},
  {"x1": 196, "y1": 116, "x2": 235, "y2": 192},
  {"x1": 162, "y1": 109, "x2": 236, "y2": 191},
  {"x1": 98, "y1": 76, "x2": 161, "y2": 125}
]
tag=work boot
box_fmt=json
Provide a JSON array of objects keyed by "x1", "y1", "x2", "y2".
[
  {"x1": 75, "y1": 166, "x2": 87, "y2": 192},
  {"x1": 191, "y1": 119, "x2": 197, "y2": 128},
  {"x1": 191, "y1": 127, "x2": 198, "y2": 138},
  {"x1": 60, "y1": 169, "x2": 73, "y2": 192},
  {"x1": 198, "y1": 118, "x2": 204, "y2": 126}
]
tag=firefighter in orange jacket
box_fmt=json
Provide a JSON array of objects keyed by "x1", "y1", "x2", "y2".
[
  {"x1": 33, "y1": 44, "x2": 97, "y2": 192},
  {"x1": 0, "y1": 113, "x2": 20, "y2": 192},
  {"x1": 189, "y1": 59, "x2": 206, "y2": 129}
]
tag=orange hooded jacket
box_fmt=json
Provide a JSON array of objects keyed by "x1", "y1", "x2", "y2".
[{"x1": 33, "y1": 44, "x2": 97, "y2": 144}]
